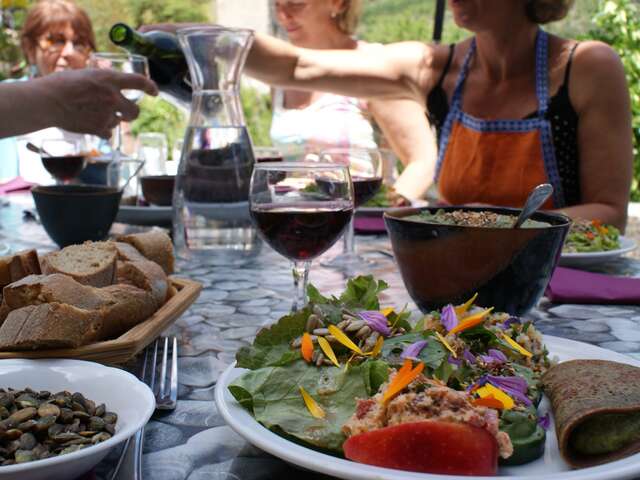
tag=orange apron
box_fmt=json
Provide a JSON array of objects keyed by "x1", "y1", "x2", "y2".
[{"x1": 435, "y1": 30, "x2": 564, "y2": 209}]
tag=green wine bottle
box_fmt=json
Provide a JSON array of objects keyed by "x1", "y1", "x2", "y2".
[{"x1": 109, "y1": 23, "x2": 191, "y2": 106}]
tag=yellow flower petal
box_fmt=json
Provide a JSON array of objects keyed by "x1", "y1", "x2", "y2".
[
  {"x1": 476, "y1": 384, "x2": 514, "y2": 410},
  {"x1": 448, "y1": 308, "x2": 494, "y2": 335},
  {"x1": 328, "y1": 325, "x2": 363, "y2": 355},
  {"x1": 317, "y1": 337, "x2": 340, "y2": 368},
  {"x1": 435, "y1": 331, "x2": 457, "y2": 358},
  {"x1": 501, "y1": 333, "x2": 533, "y2": 358},
  {"x1": 381, "y1": 307, "x2": 394, "y2": 317},
  {"x1": 370, "y1": 336, "x2": 384, "y2": 357},
  {"x1": 455, "y1": 293, "x2": 478, "y2": 317},
  {"x1": 343, "y1": 352, "x2": 358, "y2": 372},
  {"x1": 300, "y1": 386, "x2": 325, "y2": 419}
]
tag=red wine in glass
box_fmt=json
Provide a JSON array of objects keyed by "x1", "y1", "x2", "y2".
[
  {"x1": 251, "y1": 202, "x2": 353, "y2": 260},
  {"x1": 352, "y1": 176, "x2": 383, "y2": 207},
  {"x1": 255, "y1": 154, "x2": 284, "y2": 163},
  {"x1": 41, "y1": 155, "x2": 86, "y2": 183}
]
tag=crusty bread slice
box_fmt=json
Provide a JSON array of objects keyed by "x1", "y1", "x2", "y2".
[
  {"x1": 116, "y1": 260, "x2": 168, "y2": 308},
  {"x1": 117, "y1": 231, "x2": 174, "y2": 274},
  {"x1": 3, "y1": 274, "x2": 108, "y2": 311},
  {"x1": 0, "y1": 249, "x2": 41, "y2": 289},
  {"x1": 0, "y1": 303, "x2": 103, "y2": 350},
  {"x1": 41, "y1": 242, "x2": 117, "y2": 287},
  {"x1": 0, "y1": 298, "x2": 10, "y2": 327},
  {"x1": 113, "y1": 241, "x2": 147, "y2": 263},
  {"x1": 99, "y1": 284, "x2": 158, "y2": 338}
]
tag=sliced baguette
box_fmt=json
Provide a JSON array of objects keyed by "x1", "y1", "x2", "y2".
[
  {"x1": 0, "y1": 249, "x2": 41, "y2": 289},
  {"x1": 99, "y1": 284, "x2": 158, "y2": 338},
  {"x1": 117, "y1": 231, "x2": 174, "y2": 274},
  {"x1": 41, "y1": 242, "x2": 117, "y2": 287},
  {"x1": 0, "y1": 303, "x2": 103, "y2": 350},
  {"x1": 112, "y1": 241, "x2": 147, "y2": 263},
  {"x1": 116, "y1": 260, "x2": 168, "y2": 308}
]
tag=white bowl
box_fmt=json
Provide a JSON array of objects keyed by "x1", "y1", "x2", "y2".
[{"x1": 0, "y1": 359, "x2": 155, "y2": 480}]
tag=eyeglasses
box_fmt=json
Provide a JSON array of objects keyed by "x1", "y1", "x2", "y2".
[{"x1": 37, "y1": 34, "x2": 91, "y2": 56}]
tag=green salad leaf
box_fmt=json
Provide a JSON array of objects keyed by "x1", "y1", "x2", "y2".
[
  {"x1": 229, "y1": 360, "x2": 386, "y2": 453},
  {"x1": 381, "y1": 332, "x2": 448, "y2": 370}
]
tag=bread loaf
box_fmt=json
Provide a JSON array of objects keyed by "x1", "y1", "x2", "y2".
[
  {"x1": 113, "y1": 242, "x2": 147, "y2": 263},
  {"x1": 117, "y1": 231, "x2": 174, "y2": 274},
  {"x1": 99, "y1": 284, "x2": 158, "y2": 338},
  {"x1": 0, "y1": 249, "x2": 41, "y2": 289},
  {"x1": 0, "y1": 303, "x2": 103, "y2": 350},
  {"x1": 41, "y1": 242, "x2": 117, "y2": 287},
  {"x1": 116, "y1": 260, "x2": 168, "y2": 308}
]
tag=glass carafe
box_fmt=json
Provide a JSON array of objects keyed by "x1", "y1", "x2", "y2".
[{"x1": 174, "y1": 26, "x2": 259, "y2": 259}]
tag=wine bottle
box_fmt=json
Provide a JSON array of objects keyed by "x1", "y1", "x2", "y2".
[{"x1": 109, "y1": 23, "x2": 192, "y2": 108}]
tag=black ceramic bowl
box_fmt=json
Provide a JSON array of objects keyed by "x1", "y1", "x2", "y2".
[
  {"x1": 32, "y1": 185, "x2": 122, "y2": 247},
  {"x1": 384, "y1": 206, "x2": 571, "y2": 315},
  {"x1": 140, "y1": 175, "x2": 175, "y2": 206}
]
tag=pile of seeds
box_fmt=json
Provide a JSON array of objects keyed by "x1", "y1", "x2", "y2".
[
  {"x1": 0, "y1": 388, "x2": 117, "y2": 466},
  {"x1": 291, "y1": 305, "x2": 406, "y2": 367}
]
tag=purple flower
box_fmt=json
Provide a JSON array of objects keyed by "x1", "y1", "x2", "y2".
[
  {"x1": 538, "y1": 413, "x2": 550, "y2": 430},
  {"x1": 463, "y1": 349, "x2": 477, "y2": 364},
  {"x1": 479, "y1": 349, "x2": 508, "y2": 364},
  {"x1": 448, "y1": 355, "x2": 462, "y2": 367},
  {"x1": 358, "y1": 311, "x2": 391, "y2": 336},
  {"x1": 401, "y1": 340, "x2": 428, "y2": 359},
  {"x1": 501, "y1": 317, "x2": 521, "y2": 330},
  {"x1": 485, "y1": 375, "x2": 532, "y2": 406},
  {"x1": 440, "y1": 304, "x2": 458, "y2": 332}
]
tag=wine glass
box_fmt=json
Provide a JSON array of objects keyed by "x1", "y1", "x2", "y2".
[
  {"x1": 250, "y1": 162, "x2": 354, "y2": 311},
  {"x1": 87, "y1": 52, "x2": 150, "y2": 163},
  {"x1": 318, "y1": 148, "x2": 383, "y2": 268},
  {"x1": 40, "y1": 138, "x2": 88, "y2": 185}
]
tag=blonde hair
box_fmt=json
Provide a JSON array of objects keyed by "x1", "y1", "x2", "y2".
[
  {"x1": 525, "y1": 0, "x2": 574, "y2": 24},
  {"x1": 335, "y1": 0, "x2": 362, "y2": 35}
]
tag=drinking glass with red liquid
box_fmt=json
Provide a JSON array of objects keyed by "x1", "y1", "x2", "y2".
[
  {"x1": 40, "y1": 138, "x2": 88, "y2": 185},
  {"x1": 249, "y1": 162, "x2": 354, "y2": 311},
  {"x1": 318, "y1": 148, "x2": 383, "y2": 268}
]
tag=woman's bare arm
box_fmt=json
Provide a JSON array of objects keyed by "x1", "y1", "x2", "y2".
[{"x1": 555, "y1": 41, "x2": 633, "y2": 231}]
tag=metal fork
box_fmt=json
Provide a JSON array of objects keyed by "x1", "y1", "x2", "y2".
[{"x1": 110, "y1": 336, "x2": 179, "y2": 480}]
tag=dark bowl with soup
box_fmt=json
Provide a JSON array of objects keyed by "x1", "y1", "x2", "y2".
[{"x1": 384, "y1": 206, "x2": 571, "y2": 315}]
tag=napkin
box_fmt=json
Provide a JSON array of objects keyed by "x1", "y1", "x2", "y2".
[
  {"x1": 0, "y1": 176, "x2": 36, "y2": 194},
  {"x1": 545, "y1": 266, "x2": 640, "y2": 304},
  {"x1": 354, "y1": 216, "x2": 387, "y2": 234}
]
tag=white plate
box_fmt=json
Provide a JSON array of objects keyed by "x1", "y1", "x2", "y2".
[
  {"x1": 357, "y1": 199, "x2": 429, "y2": 217},
  {"x1": 0, "y1": 359, "x2": 155, "y2": 480},
  {"x1": 116, "y1": 205, "x2": 172, "y2": 226},
  {"x1": 560, "y1": 236, "x2": 637, "y2": 268},
  {"x1": 215, "y1": 336, "x2": 640, "y2": 480}
]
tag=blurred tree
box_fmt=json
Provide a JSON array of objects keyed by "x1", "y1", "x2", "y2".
[{"x1": 127, "y1": 0, "x2": 210, "y2": 26}]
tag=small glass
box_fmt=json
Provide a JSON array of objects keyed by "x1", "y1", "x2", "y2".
[
  {"x1": 319, "y1": 148, "x2": 383, "y2": 267},
  {"x1": 250, "y1": 162, "x2": 354, "y2": 311},
  {"x1": 40, "y1": 138, "x2": 88, "y2": 185},
  {"x1": 137, "y1": 132, "x2": 169, "y2": 176}
]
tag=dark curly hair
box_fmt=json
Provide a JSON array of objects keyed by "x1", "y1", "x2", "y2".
[{"x1": 525, "y1": 0, "x2": 575, "y2": 24}]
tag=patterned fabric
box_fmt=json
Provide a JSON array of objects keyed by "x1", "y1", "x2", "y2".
[
  {"x1": 434, "y1": 30, "x2": 566, "y2": 208},
  {"x1": 269, "y1": 89, "x2": 377, "y2": 159}
]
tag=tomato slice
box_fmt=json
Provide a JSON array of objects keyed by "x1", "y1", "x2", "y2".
[{"x1": 343, "y1": 420, "x2": 498, "y2": 476}]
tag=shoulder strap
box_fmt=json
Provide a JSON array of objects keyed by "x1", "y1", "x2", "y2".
[
  {"x1": 563, "y1": 42, "x2": 580, "y2": 86},
  {"x1": 435, "y1": 44, "x2": 456, "y2": 88}
]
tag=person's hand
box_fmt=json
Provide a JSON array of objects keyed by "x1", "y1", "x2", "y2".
[{"x1": 37, "y1": 68, "x2": 158, "y2": 139}]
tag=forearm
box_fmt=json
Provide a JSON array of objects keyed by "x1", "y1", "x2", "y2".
[
  {"x1": 554, "y1": 202, "x2": 628, "y2": 233},
  {"x1": 393, "y1": 160, "x2": 435, "y2": 201},
  {"x1": 0, "y1": 79, "x2": 57, "y2": 138}
]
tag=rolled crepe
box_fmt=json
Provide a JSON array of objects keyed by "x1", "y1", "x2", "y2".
[{"x1": 542, "y1": 359, "x2": 640, "y2": 468}]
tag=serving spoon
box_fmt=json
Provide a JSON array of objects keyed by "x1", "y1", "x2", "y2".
[
  {"x1": 513, "y1": 183, "x2": 554, "y2": 228},
  {"x1": 26, "y1": 142, "x2": 52, "y2": 157}
]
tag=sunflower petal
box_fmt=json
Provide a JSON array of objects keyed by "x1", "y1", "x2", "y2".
[
  {"x1": 328, "y1": 325, "x2": 363, "y2": 355},
  {"x1": 455, "y1": 293, "x2": 478, "y2": 317},
  {"x1": 435, "y1": 331, "x2": 457, "y2": 358},
  {"x1": 449, "y1": 307, "x2": 494, "y2": 335},
  {"x1": 299, "y1": 386, "x2": 326, "y2": 419},
  {"x1": 370, "y1": 335, "x2": 384, "y2": 357},
  {"x1": 501, "y1": 333, "x2": 533, "y2": 358},
  {"x1": 317, "y1": 337, "x2": 340, "y2": 367}
]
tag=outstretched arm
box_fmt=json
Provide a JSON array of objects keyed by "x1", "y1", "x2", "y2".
[{"x1": 0, "y1": 69, "x2": 157, "y2": 139}]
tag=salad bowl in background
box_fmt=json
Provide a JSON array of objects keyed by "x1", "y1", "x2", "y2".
[{"x1": 384, "y1": 206, "x2": 571, "y2": 315}]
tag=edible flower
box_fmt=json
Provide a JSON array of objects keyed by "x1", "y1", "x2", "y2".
[
  {"x1": 463, "y1": 349, "x2": 477, "y2": 364},
  {"x1": 474, "y1": 384, "x2": 515, "y2": 410},
  {"x1": 440, "y1": 304, "x2": 458, "y2": 332},
  {"x1": 328, "y1": 325, "x2": 364, "y2": 355},
  {"x1": 370, "y1": 335, "x2": 384, "y2": 357},
  {"x1": 400, "y1": 340, "x2": 428, "y2": 360},
  {"x1": 538, "y1": 413, "x2": 550, "y2": 430},
  {"x1": 448, "y1": 308, "x2": 494, "y2": 335},
  {"x1": 435, "y1": 331, "x2": 457, "y2": 358},
  {"x1": 454, "y1": 293, "x2": 478, "y2": 316},
  {"x1": 501, "y1": 316, "x2": 521, "y2": 329},
  {"x1": 382, "y1": 359, "x2": 424, "y2": 404},
  {"x1": 472, "y1": 396, "x2": 505, "y2": 409},
  {"x1": 299, "y1": 386, "x2": 325, "y2": 419},
  {"x1": 301, "y1": 333, "x2": 314, "y2": 363},
  {"x1": 501, "y1": 333, "x2": 533, "y2": 358},
  {"x1": 381, "y1": 307, "x2": 395, "y2": 317},
  {"x1": 448, "y1": 355, "x2": 462, "y2": 367},
  {"x1": 479, "y1": 349, "x2": 507, "y2": 365},
  {"x1": 317, "y1": 337, "x2": 340, "y2": 368},
  {"x1": 474, "y1": 375, "x2": 532, "y2": 407},
  {"x1": 358, "y1": 311, "x2": 391, "y2": 336}
]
